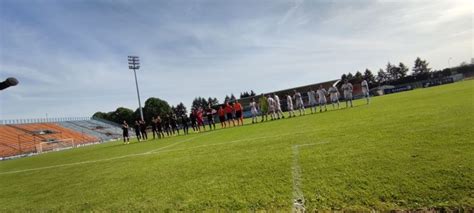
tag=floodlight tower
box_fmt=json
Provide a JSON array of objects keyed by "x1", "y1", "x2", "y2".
[{"x1": 128, "y1": 56, "x2": 144, "y2": 121}]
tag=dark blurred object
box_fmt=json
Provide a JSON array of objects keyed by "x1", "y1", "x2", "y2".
[{"x1": 0, "y1": 77, "x2": 19, "y2": 91}]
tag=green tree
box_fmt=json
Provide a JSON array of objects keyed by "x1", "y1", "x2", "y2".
[
  {"x1": 224, "y1": 95, "x2": 230, "y2": 103},
  {"x1": 113, "y1": 107, "x2": 134, "y2": 124},
  {"x1": 175, "y1": 102, "x2": 187, "y2": 117},
  {"x1": 386, "y1": 62, "x2": 397, "y2": 81},
  {"x1": 413, "y1": 57, "x2": 431, "y2": 75},
  {"x1": 363, "y1": 69, "x2": 375, "y2": 84},
  {"x1": 341, "y1": 74, "x2": 347, "y2": 81},
  {"x1": 208, "y1": 97, "x2": 219, "y2": 106},
  {"x1": 346, "y1": 72, "x2": 354, "y2": 81},
  {"x1": 250, "y1": 90, "x2": 256, "y2": 96},
  {"x1": 143, "y1": 97, "x2": 171, "y2": 123},
  {"x1": 133, "y1": 108, "x2": 141, "y2": 122},
  {"x1": 192, "y1": 97, "x2": 208, "y2": 110},
  {"x1": 398, "y1": 62, "x2": 409, "y2": 78},
  {"x1": 170, "y1": 106, "x2": 177, "y2": 115},
  {"x1": 92, "y1": 112, "x2": 108, "y2": 120},
  {"x1": 107, "y1": 111, "x2": 117, "y2": 122},
  {"x1": 354, "y1": 71, "x2": 363, "y2": 82},
  {"x1": 376, "y1": 68, "x2": 388, "y2": 83}
]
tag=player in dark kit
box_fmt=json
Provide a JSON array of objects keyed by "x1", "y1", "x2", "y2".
[
  {"x1": 180, "y1": 115, "x2": 189, "y2": 135},
  {"x1": 122, "y1": 121, "x2": 130, "y2": 144},
  {"x1": 151, "y1": 116, "x2": 158, "y2": 139},
  {"x1": 206, "y1": 105, "x2": 216, "y2": 130},
  {"x1": 163, "y1": 116, "x2": 171, "y2": 137},
  {"x1": 140, "y1": 119, "x2": 148, "y2": 140},
  {"x1": 190, "y1": 110, "x2": 197, "y2": 132},
  {"x1": 170, "y1": 114, "x2": 179, "y2": 135},
  {"x1": 156, "y1": 116, "x2": 164, "y2": 139},
  {"x1": 134, "y1": 120, "x2": 141, "y2": 141}
]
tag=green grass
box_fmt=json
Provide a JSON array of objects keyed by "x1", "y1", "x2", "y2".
[{"x1": 1, "y1": 81, "x2": 473, "y2": 211}]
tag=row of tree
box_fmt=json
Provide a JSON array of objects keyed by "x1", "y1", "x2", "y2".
[
  {"x1": 93, "y1": 97, "x2": 187, "y2": 125},
  {"x1": 223, "y1": 94, "x2": 237, "y2": 103},
  {"x1": 240, "y1": 90, "x2": 256, "y2": 98},
  {"x1": 191, "y1": 97, "x2": 219, "y2": 110},
  {"x1": 95, "y1": 93, "x2": 256, "y2": 125},
  {"x1": 341, "y1": 57, "x2": 432, "y2": 86},
  {"x1": 197, "y1": 89, "x2": 310, "y2": 107}
]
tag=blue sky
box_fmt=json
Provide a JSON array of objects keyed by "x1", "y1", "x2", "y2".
[{"x1": 0, "y1": 0, "x2": 472, "y2": 120}]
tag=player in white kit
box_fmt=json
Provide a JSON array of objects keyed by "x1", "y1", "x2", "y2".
[
  {"x1": 294, "y1": 90, "x2": 305, "y2": 116},
  {"x1": 316, "y1": 85, "x2": 328, "y2": 112},
  {"x1": 249, "y1": 98, "x2": 258, "y2": 124},
  {"x1": 286, "y1": 94, "x2": 295, "y2": 117},
  {"x1": 361, "y1": 79, "x2": 370, "y2": 104},
  {"x1": 328, "y1": 85, "x2": 340, "y2": 109},
  {"x1": 273, "y1": 93, "x2": 285, "y2": 119},
  {"x1": 267, "y1": 95, "x2": 277, "y2": 120},
  {"x1": 307, "y1": 89, "x2": 317, "y2": 114},
  {"x1": 341, "y1": 80, "x2": 353, "y2": 108}
]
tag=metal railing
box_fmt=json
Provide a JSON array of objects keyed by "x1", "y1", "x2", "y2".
[{"x1": 0, "y1": 117, "x2": 92, "y2": 125}]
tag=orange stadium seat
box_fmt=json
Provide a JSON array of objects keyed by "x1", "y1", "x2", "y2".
[{"x1": 0, "y1": 123, "x2": 98, "y2": 158}]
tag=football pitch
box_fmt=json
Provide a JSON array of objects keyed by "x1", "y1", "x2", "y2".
[{"x1": 0, "y1": 81, "x2": 473, "y2": 211}]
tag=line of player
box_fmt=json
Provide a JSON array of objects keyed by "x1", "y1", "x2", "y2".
[
  {"x1": 249, "y1": 79, "x2": 369, "y2": 123},
  {"x1": 120, "y1": 79, "x2": 370, "y2": 144},
  {"x1": 119, "y1": 100, "x2": 246, "y2": 143}
]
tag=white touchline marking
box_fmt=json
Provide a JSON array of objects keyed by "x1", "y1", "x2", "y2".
[
  {"x1": 0, "y1": 152, "x2": 151, "y2": 175},
  {"x1": 0, "y1": 131, "x2": 310, "y2": 175},
  {"x1": 292, "y1": 142, "x2": 329, "y2": 212},
  {"x1": 0, "y1": 132, "x2": 214, "y2": 175}
]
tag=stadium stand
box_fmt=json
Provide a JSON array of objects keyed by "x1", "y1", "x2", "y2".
[
  {"x1": 0, "y1": 123, "x2": 98, "y2": 158},
  {"x1": 56, "y1": 119, "x2": 123, "y2": 141}
]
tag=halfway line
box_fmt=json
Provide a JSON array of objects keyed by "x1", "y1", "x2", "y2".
[{"x1": 291, "y1": 142, "x2": 329, "y2": 212}]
